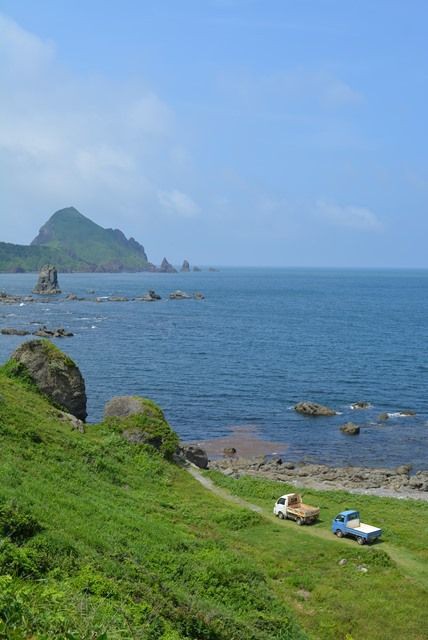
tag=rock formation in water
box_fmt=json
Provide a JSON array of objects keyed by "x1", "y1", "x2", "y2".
[
  {"x1": 340, "y1": 422, "x2": 360, "y2": 435},
  {"x1": 294, "y1": 401, "x2": 336, "y2": 417},
  {"x1": 180, "y1": 260, "x2": 190, "y2": 272},
  {"x1": 33, "y1": 265, "x2": 61, "y2": 295},
  {"x1": 158, "y1": 258, "x2": 177, "y2": 273}
]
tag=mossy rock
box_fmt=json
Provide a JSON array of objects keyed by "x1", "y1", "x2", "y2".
[
  {"x1": 103, "y1": 396, "x2": 178, "y2": 459},
  {"x1": 7, "y1": 340, "x2": 87, "y2": 420}
]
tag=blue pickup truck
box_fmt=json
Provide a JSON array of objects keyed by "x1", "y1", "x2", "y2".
[{"x1": 332, "y1": 510, "x2": 382, "y2": 545}]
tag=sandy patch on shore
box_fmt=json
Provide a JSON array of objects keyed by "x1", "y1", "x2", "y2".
[{"x1": 190, "y1": 425, "x2": 288, "y2": 459}]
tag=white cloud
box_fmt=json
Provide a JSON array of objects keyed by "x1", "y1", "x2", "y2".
[
  {"x1": 158, "y1": 189, "x2": 200, "y2": 217},
  {"x1": 0, "y1": 13, "x2": 192, "y2": 243},
  {"x1": 0, "y1": 13, "x2": 54, "y2": 77},
  {"x1": 316, "y1": 200, "x2": 383, "y2": 231},
  {"x1": 128, "y1": 93, "x2": 173, "y2": 135}
]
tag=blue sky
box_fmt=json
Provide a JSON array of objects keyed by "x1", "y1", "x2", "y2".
[{"x1": 0, "y1": 0, "x2": 427, "y2": 266}]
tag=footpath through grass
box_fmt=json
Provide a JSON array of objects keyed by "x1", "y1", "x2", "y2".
[
  {"x1": 0, "y1": 364, "x2": 427, "y2": 639},
  {"x1": 205, "y1": 470, "x2": 428, "y2": 640}
]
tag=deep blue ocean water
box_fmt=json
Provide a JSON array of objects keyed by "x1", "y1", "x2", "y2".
[{"x1": 1, "y1": 268, "x2": 427, "y2": 470}]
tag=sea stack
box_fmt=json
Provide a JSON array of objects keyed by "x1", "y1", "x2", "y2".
[
  {"x1": 180, "y1": 259, "x2": 190, "y2": 272},
  {"x1": 159, "y1": 258, "x2": 177, "y2": 273},
  {"x1": 32, "y1": 264, "x2": 61, "y2": 294}
]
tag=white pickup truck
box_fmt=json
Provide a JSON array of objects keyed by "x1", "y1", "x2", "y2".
[{"x1": 273, "y1": 493, "x2": 320, "y2": 525}]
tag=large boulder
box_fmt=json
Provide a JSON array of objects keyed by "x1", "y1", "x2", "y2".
[
  {"x1": 179, "y1": 445, "x2": 209, "y2": 469},
  {"x1": 103, "y1": 396, "x2": 179, "y2": 459},
  {"x1": 294, "y1": 401, "x2": 336, "y2": 417},
  {"x1": 10, "y1": 340, "x2": 87, "y2": 420},
  {"x1": 32, "y1": 265, "x2": 61, "y2": 295}
]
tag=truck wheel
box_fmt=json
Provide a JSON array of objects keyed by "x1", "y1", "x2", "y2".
[
  {"x1": 278, "y1": 512, "x2": 285, "y2": 520},
  {"x1": 357, "y1": 536, "x2": 365, "y2": 545},
  {"x1": 335, "y1": 529, "x2": 343, "y2": 538},
  {"x1": 296, "y1": 518, "x2": 303, "y2": 526}
]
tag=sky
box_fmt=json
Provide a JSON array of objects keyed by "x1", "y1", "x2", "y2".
[{"x1": 0, "y1": 0, "x2": 427, "y2": 267}]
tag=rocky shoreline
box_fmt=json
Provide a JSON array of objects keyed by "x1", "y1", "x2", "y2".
[{"x1": 209, "y1": 456, "x2": 428, "y2": 500}]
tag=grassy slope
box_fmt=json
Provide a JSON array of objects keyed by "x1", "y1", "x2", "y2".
[
  {"x1": 0, "y1": 370, "x2": 304, "y2": 640},
  {"x1": 205, "y1": 472, "x2": 428, "y2": 640},
  {"x1": 0, "y1": 242, "x2": 87, "y2": 273},
  {"x1": 0, "y1": 370, "x2": 427, "y2": 639}
]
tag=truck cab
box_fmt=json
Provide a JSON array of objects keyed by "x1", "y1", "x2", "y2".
[{"x1": 332, "y1": 510, "x2": 382, "y2": 544}]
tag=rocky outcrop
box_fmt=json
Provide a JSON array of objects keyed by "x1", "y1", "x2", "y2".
[
  {"x1": 193, "y1": 266, "x2": 201, "y2": 272},
  {"x1": 180, "y1": 260, "x2": 190, "y2": 272},
  {"x1": 351, "y1": 401, "x2": 371, "y2": 409},
  {"x1": 209, "y1": 457, "x2": 428, "y2": 496},
  {"x1": 104, "y1": 396, "x2": 162, "y2": 419},
  {"x1": 294, "y1": 401, "x2": 336, "y2": 417},
  {"x1": 179, "y1": 445, "x2": 209, "y2": 469},
  {"x1": 169, "y1": 290, "x2": 191, "y2": 300},
  {"x1": 139, "y1": 290, "x2": 161, "y2": 302},
  {"x1": 103, "y1": 396, "x2": 179, "y2": 459},
  {"x1": 159, "y1": 258, "x2": 177, "y2": 273},
  {"x1": 194, "y1": 292, "x2": 205, "y2": 300},
  {"x1": 1, "y1": 328, "x2": 31, "y2": 336},
  {"x1": 11, "y1": 340, "x2": 87, "y2": 420},
  {"x1": 340, "y1": 422, "x2": 360, "y2": 435},
  {"x1": 56, "y1": 410, "x2": 85, "y2": 433},
  {"x1": 32, "y1": 265, "x2": 61, "y2": 295},
  {"x1": 33, "y1": 326, "x2": 73, "y2": 338}
]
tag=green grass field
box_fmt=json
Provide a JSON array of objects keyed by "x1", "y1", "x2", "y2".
[{"x1": 0, "y1": 364, "x2": 427, "y2": 639}]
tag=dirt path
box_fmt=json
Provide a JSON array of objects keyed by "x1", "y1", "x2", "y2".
[{"x1": 187, "y1": 466, "x2": 428, "y2": 588}]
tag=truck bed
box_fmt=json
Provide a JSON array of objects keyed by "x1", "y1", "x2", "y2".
[
  {"x1": 288, "y1": 504, "x2": 320, "y2": 518},
  {"x1": 350, "y1": 523, "x2": 381, "y2": 535},
  {"x1": 347, "y1": 518, "x2": 381, "y2": 535}
]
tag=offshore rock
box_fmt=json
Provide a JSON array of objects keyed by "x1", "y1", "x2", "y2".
[
  {"x1": 11, "y1": 340, "x2": 87, "y2": 420},
  {"x1": 169, "y1": 290, "x2": 191, "y2": 300},
  {"x1": 351, "y1": 401, "x2": 371, "y2": 409},
  {"x1": 1, "y1": 328, "x2": 31, "y2": 336},
  {"x1": 340, "y1": 422, "x2": 360, "y2": 435},
  {"x1": 32, "y1": 326, "x2": 73, "y2": 338},
  {"x1": 32, "y1": 264, "x2": 61, "y2": 295},
  {"x1": 193, "y1": 266, "x2": 202, "y2": 272},
  {"x1": 139, "y1": 289, "x2": 161, "y2": 302},
  {"x1": 294, "y1": 401, "x2": 336, "y2": 417},
  {"x1": 159, "y1": 258, "x2": 177, "y2": 273},
  {"x1": 180, "y1": 260, "x2": 190, "y2": 272}
]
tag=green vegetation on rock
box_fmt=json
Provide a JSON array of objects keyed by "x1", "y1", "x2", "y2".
[{"x1": 0, "y1": 207, "x2": 152, "y2": 272}]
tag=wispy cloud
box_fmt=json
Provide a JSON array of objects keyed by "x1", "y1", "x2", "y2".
[
  {"x1": 158, "y1": 190, "x2": 200, "y2": 217},
  {"x1": 218, "y1": 67, "x2": 363, "y2": 109},
  {"x1": 0, "y1": 13, "x2": 195, "y2": 242},
  {"x1": 316, "y1": 200, "x2": 383, "y2": 231}
]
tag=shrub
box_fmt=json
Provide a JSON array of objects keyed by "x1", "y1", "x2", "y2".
[{"x1": 0, "y1": 501, "x2": 42, "y2": 543}]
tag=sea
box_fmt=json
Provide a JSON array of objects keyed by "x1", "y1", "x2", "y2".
[{"x1": 1, "y1": 268, "x2": 427, "y2": 471}]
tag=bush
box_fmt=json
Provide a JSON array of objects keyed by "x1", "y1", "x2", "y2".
[{"x1": 0, "y1": 501, "x2": 42, "y2": 543}]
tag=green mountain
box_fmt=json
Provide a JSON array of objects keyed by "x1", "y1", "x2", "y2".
[{"x1": 0, "y1": 207, "x2": 153, "y2": 272}]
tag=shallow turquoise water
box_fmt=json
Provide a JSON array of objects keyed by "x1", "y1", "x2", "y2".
[{"x1": 1, "y1": 268, "x2": 427, "y2": 469}]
